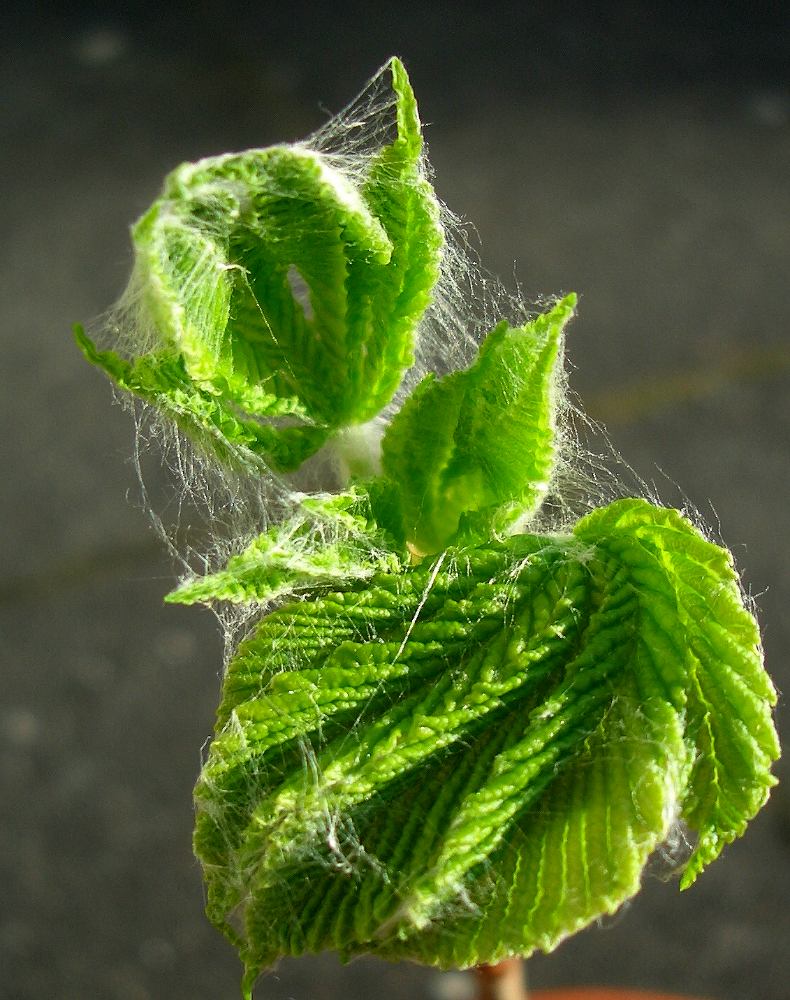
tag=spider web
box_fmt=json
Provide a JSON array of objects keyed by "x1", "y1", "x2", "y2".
[{"x1": 77, "y1": 60, "x2": 770, "y2": 989}]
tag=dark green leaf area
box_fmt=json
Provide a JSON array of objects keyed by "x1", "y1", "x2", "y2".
[
  {"x1": 381, "y1": 296, "x2": 576, "y2": 556},
  {"x1": 194, "y1": 498, "x2": 778, "y2": 989}
]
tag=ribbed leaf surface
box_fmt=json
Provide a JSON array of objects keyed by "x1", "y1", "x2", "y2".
[
  {"x1": 167, "y1": 491, "x2": 401, "y2": 606},
  {"x1": 193, "y1": 498, "x2": 778, "y2": 995},
  {"x1": 77, "y1": 58, "x2": 442, "y2": 472},
  {"x1": 73, "y1": 326, "x2": 327, "y2": 472},
  {"x1": 381, "y1": 296, "x2": 575, "y2": 554}
]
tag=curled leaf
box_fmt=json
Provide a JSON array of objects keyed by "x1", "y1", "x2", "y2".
[
  {"x1": 380, "y1": 295, "x2": 576, "y2": 554},
  {"x1": 78, "y1": 58, "x2": 442, "y2": 472},
  {"x1": 167, "y1": 490, "x2": 402, "y2": 607},
  {"x1": 192, "y1": 498, "x2": 778, "y2": 993}
]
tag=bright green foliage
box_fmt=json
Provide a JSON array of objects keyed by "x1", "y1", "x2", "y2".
[
  {"x1": 380, "y1": 295, "x2": 575, "y2": 554},
  {"x1": 167, "y1": 491, "x2": 402, "y2": 606},
  {"x1": 76, "y1": 57, "x2": 441, "y2": 472},
  {"x1": 76, "y1": 56, "x2": 779, "y2": 1000},
  {"x1": 193, "y1": 498, "x2": 777, "y2": 993},
  {"x1": 74, "y1": 324, "x2": 326, "y2": 471}
]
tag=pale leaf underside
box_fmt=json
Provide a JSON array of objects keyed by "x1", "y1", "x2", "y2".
[{"x1": 167, "y1": 491, "x2": 402, "y2": 606}]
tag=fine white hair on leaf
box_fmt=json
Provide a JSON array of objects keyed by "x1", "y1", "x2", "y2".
[
  {"x1": 82, "y1": 58, "x2": 625, "y2": 664},
  {"x1": 76, "y1": 62, "x2": 782, "y2": 991}
]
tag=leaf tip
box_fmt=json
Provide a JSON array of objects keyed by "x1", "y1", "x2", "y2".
[
  {"x1": 387, "y1": 55, "x2": 421, "y2": 154},
  {"x1": 163, "y1": 588, "x2": 186, "y2": 606},
  {"x1": 550, "y1": 292, "x2": 578, "y2": 324},
  {"x1": 73, "y1": 322, "x2": 93, "y2": 357}
]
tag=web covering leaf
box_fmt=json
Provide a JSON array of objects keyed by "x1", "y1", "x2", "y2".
[
  {"x1": 75, "y1": 55, "x2": 779, "y2": 1000},
  {"x1": 77, "y1": 58, "x2": 441, "y2": 472},
  {"x1": 380, "y1": 295, "x2": 575, "y2": 554},
  {"x1": 191, "y1": 498, "x2": 777, "y2": 992},
  {"x1": 166, "y1": 490, "x2": 402, "y2": 606}
]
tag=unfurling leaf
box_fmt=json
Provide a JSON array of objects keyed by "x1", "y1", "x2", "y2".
[
  {"x1": 192, "y1": 498, "x2": 778, "y2": 995},
  {"x1": 75, "y1": 55, "x2": 779, "y2": 1000},
  {"x1": 166, "y1": 490, "x2": 402, "y2": 606},
  {"x1": 77, "y1": 57, "x2": 442, "y2": 472},
  {"x1": 380, "y1": 295, "x2": 576, "y2": 555}
]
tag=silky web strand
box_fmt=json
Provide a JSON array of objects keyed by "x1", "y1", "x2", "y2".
[{"x1": 75, "y1": 57, "x2": 780, "y2": 1000}]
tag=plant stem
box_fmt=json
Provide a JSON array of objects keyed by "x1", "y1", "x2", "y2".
[{"x1": 475, "y1": 959, "x2": 528, "y2": 1000}]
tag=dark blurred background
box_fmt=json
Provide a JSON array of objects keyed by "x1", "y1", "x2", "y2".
[{"x1": 2, "y1": 3, "x2": 788, "y2": 998}]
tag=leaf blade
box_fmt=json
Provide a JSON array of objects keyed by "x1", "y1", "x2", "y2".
[
  {"x1": 193, "y1": 498, "x2": 777, "y2": 987},
  {"x1": 74, "y1": 325, "x2": 328, "y2": 472},
  {"x1": 574, "y1": 498, "x2": 780, "y2": 887},
  {"x1": 167, "y1": 490, "x2": 402, "y2": 606},
  {"x1": 381, "y1": 296, "x2": 576, "y2": 554}
]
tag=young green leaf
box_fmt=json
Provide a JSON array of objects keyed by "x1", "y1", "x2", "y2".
[
  {"x1": 79, "y1": 58, "x2": 442, "y2": 472},
  {"x1": 166, "y1": 490, "x2": 402, "y2": 606},
  {"x1": 574, "y1": 500, "x2": 780, "y2": 888},
  {"x1": 192, "y1": 498, "x2": 777, "y2": 993},
  {"x1": 74, "y1": 55, "x2": 779, "y2": 1000},
  {"x1": 74, "y1": 325, "x2": 327, "y2": 472},
  {"x1": 380, "y1": 295, "x2": 576, "y2": 555}
]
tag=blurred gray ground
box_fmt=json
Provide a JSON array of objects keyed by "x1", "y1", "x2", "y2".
[{"x1": 1, "y1": 4, "x2": 789, "y2": 999}]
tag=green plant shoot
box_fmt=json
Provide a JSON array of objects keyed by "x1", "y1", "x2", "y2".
[{"x1": 76, "y1": 57, "x2": 779, "y2": 1000}]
